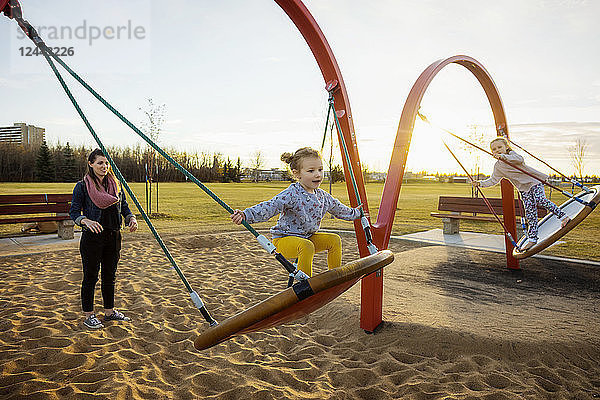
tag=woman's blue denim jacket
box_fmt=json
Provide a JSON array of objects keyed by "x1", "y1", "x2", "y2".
[{"x1": 69, "y1": 180, "x2": 134, "y2": 228}]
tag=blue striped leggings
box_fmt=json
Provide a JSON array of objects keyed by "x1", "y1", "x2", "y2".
[{"x1": 520, "y1": 183, "x2": 565, "y2": 241}]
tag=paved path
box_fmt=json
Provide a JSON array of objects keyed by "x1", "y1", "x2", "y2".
[
  {"x1": 396, "y1": 228, "x2": 600, "y2": 267},
  {"x1": 0, "y1": 232, "x2": 81, "y2": 257}
]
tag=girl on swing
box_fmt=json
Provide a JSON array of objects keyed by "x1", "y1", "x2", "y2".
[
  {"x1": 472, "y1": 137, "x2": 570, "y2": 250},
  {"x1": 231, "y1": 147, "x2": 362, "y2": 276}
]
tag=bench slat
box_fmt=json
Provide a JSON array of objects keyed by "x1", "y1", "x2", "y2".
[
  {"x1": 430, "y1": 213, "x2": 497, "y2": 222},
  {"x1": 438, "y1": 196, "x2": 547, "y2": 217},
  {"x1": 0, "y1": 203, "x2": 71, "y2": 215},
  {"x1": 0, "y1": 215, "x2": 71, "y2": 225},
  {"x1": 439, "y1": 203, "x2": 503, "y2": 214},
  {"x1": 0, "y1": 194, "x2": 72, "y2": 204}
]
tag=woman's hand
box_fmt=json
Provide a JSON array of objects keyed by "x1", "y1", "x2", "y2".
[
  {"x1": 128, "y1": 217, "x2": 138, "y2": 232},
  {"x1": 82, "y1": 218, "x2": 103, "y2": 233},
  {"x1": 231, "y1": 210, "x2": 245, "y2": 225}
]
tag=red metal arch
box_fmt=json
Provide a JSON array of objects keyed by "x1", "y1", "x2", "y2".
[
  {"x1": 373, "y1": 55, "x2": 518, "y2": 269},
  {"x1": 1, "y1": 0, "x2": 11, "y2": 16},
  {"x1": 275, "y1": 0, "x2": 370, "y2": 254}
]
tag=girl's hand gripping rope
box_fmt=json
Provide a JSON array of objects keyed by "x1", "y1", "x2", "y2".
[{"x1": 231, "y1": 209, "x2": 310, "y2": 282}]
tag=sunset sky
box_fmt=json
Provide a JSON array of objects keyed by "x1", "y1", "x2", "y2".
[{"x1": 1, "y1": 0, "x2": 599, "y2": 176}]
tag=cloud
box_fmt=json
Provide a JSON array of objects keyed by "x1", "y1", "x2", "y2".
[
  {"x1": 263, "y1": 57, "x2": 282, "y2": 63},
  {"x1": 0, "y1": 77, "x2": 32, "y2": 89},
  {"x1": 243, "y1": 118, "x2": 281, "y2": 124},
  {"x1": 45, "y1": 118, "x2": 85, "y2": 127}
]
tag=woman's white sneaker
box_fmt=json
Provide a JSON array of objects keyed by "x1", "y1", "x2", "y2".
[{"x1": 83, "y1": 314, "x2": 104, "y2": 329}]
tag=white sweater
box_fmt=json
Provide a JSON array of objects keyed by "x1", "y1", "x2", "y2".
[{"x1": 479, "y1": 150, "x2": 548, "y2": 192}]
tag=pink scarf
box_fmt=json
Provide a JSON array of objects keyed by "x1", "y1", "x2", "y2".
[{"x1": 84, "y1": 174, "x2": 119, "y2": 209}]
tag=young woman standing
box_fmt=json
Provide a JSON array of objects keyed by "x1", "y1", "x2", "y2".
[{"x1": 70, "y1": 149, "x2": 138, "y2": 329}]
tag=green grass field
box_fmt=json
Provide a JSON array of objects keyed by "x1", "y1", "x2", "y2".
[{"x1": 1, "y1": 181, "x2": 599, "y2": 261}]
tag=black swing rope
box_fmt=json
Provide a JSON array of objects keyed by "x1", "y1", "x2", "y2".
[
  {"x1": 417, "y1": 111, "x2": 596, "y2": 209},
  {"x1": 8, "y1": 8, "x2": 223, "y2": 325},
  {"x1": 322, "y1": 83, "x2": 379, "y2": 255},
  {"x1": 503, "y1": 137, "x2": 591, "y2": 193},
  {"x1": 45, "y1": 41, "x2": 311, "y2": 286}
]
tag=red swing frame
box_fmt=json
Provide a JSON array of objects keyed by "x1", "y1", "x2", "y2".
[{"x1": 275, "y1": 0, "x2": 519, "y2": 333}]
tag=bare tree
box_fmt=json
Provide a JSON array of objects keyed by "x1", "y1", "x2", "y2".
[
  {"x1": 462, "y1": 124, "x2": 486, "y2": 197},
  {"x1": 251, "y1": 150, "x2": 264, "y2": 182},
  {"x1": 569, "y1": 138, "x2": 588, "y2": 181},
  {"x1": 140, "y1": 98, "x2": 166, "y2": 143},
  {"x1": 139, "y1": 98, "x2": 166, "y2": 214}
]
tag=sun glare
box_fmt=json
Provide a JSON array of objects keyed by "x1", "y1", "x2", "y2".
[{"x1": 406, "y1": 119, "x2": 451, "y2": 174}]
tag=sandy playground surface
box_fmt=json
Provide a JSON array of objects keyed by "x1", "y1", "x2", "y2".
[{"x1": 0, "y1": 231, "x2": 599, "y2": 399}]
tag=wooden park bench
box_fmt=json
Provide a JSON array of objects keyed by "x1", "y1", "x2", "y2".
[
  {"x1": 431, "y1": 196, "x2": 548, "y2": 234},
  {"x1": 0, "y1": 194, "x2": 75, "y2": 239}
]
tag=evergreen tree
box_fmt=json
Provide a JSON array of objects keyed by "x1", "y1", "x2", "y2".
[
  {"x1": 330, "y1": 164, "x2": 345, "y2": 183},
  {"x1": 35, "y1": 140, "x2": 55, "y2": 182},
  {"x1": 59, "y1": 142, "x2": 78, "y2": 182},
  {"x1": 210, "y1": 154, "x2": 222, "y2": 182},
  {"x1": 223, "y1": 157, "x2": 240, "y2": 183},
  {"x1": 52, "y1": 143, "x2": 64, "y2": 182},
  {"x1": 233, "y1": 157, "x2": 242, "y2": 182},
  {"x1": 222, "y1": 158, "x2": 231, "y2": 182}
]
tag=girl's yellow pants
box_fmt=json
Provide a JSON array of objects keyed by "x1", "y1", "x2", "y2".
[{"x1": 272, "y1": 232, "x2": 342, "y2": 277}]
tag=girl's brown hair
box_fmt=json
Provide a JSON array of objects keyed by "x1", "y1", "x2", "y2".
[
  {"x1": 86, "y1": 148, "x2": 120, "y2": 191},
  {"x1": 490, "y1": 136, "x2": 512, "y2": 152},
  {"x1": 280, "y1": 147, "x2": 321, "y2": 172}
]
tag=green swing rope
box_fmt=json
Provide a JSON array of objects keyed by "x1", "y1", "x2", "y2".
[
  {"x1": 37, "y1": 45, "x2": 217, "y2": 326},
  {"x1": 48, "y1": 51, "x2": 308, "y2": 281},
  {"x1": 13, "y1": 18, "x2": 309, "y2": 284}
]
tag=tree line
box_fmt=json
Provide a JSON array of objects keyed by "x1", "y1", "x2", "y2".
[{"x1": 0, "y1": 141, "x2": 243, "y2": 183}]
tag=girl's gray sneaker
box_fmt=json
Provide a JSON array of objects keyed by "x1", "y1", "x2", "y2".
[
  {"x1": 104, "y1": 310, "x2": 131, "y2": 322},
  {"x1": 83, "y1": 314, "x2": 104, "y2": 329}
]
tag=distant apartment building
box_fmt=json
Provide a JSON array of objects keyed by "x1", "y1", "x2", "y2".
[
  {"x1": 0, "y1": 123, "x2": 45, "y2": 148},
  {"x1": 242, "y1": 168, "x2": 288, "y2": 182}
]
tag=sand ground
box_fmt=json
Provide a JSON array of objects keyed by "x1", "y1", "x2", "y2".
[{"x1": 0, "y1": 231, "x2": 599, "y2": 399}]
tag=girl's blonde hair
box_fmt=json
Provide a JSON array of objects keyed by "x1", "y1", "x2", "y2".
[
  {"x1": 280, "y1": 147, "x2": 321, "y2": 171},
  {"x1": 86, "y1": 148, "x2": 120, "y2": 192},
  {"x1": 490, "y1": 136, "x2": 512, "y2": 152}
]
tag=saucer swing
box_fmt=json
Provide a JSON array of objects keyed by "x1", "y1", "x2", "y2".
[
  {"x1": 418, "y1": 112, "x2": 598, "y2": 260},
  {"x1": 2, "y1": 0, "x2": 394, "y2": 351}
]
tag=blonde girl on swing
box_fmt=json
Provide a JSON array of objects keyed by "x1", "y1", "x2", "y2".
[{"x1": 231, "y1": 147, "x2": 362, "y2": 276}]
